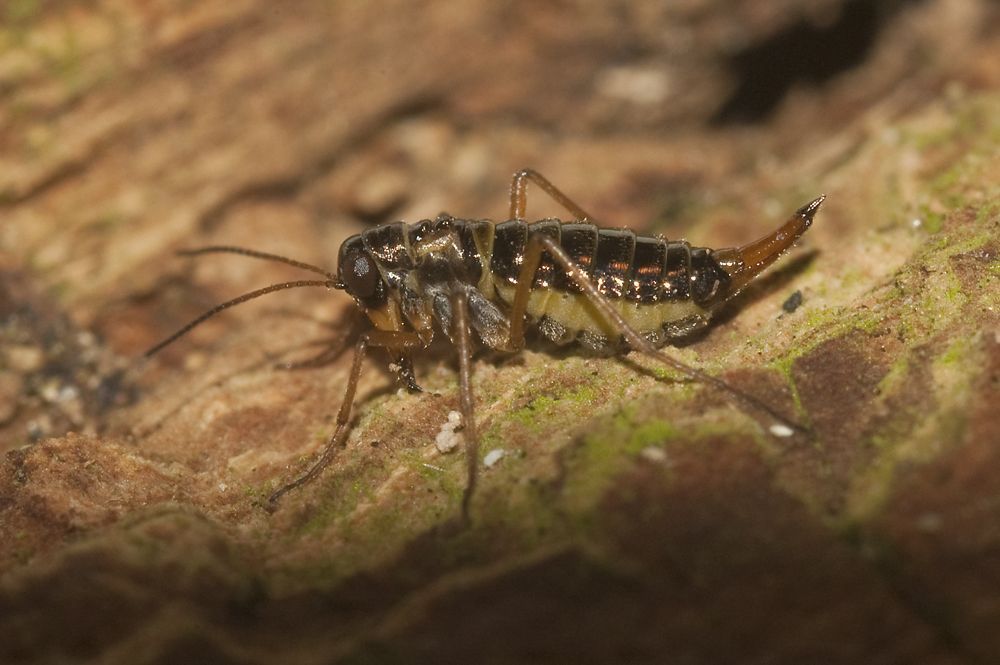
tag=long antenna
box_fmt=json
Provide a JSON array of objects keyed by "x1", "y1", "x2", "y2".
[
  {"x1": 144, "y1": 279, "x2": 336, "y2": 358},
  {"x1": 177, "y1": 246, "x2": 339, "y2": 283}
]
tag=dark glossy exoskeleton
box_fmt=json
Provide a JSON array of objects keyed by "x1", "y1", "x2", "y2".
[{"x1": 146, "y1": 169, "x2": 824, "y2": 521}]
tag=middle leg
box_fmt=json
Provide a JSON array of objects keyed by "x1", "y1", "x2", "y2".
[{"x1": 451, "y1": 287, "x2": 479, "y2": 524}]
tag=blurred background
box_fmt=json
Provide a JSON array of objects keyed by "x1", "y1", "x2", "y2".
[{"x1": 1, "y1": 1, "x2": 998, "y2": 663}]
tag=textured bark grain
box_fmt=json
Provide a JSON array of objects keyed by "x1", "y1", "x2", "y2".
[{"x1": 1, "y1": 1, "x2": 998, "y2": 663}]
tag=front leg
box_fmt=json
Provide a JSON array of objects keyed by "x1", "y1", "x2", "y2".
[{"x1": 267, "y1": 329, "x2": 425, "y2": 508}]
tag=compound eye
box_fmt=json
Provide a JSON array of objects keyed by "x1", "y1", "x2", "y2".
[{"x1": 342, "y1": 249, "x2": 379, "y2": 299}]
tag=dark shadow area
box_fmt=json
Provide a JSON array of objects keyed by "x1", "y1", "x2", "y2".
[{"x1": 712, "y1": 0, "x2": 926, "y2": 124}]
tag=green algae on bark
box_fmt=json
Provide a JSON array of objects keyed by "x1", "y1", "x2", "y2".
[{"x1": 1, "y1": 1, "x2": 998, "y2": 659}]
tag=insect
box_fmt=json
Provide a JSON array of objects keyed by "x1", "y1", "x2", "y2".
[{"x1": 145, "y1": 169, "x2": 824, "y2": 521}]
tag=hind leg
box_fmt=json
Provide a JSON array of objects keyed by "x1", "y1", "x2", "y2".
[
  {"x1": 505, "y1": 232, "x2": 803, "y2": 435},
  {"x1": 509, "y1": 168, "x2": 597, "y2": 222}
]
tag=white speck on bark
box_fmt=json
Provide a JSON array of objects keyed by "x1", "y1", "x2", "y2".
[
  {"x1": 435, "y1": 410, "x2": 464, "y2": 453},
  {"x1": 770, "y1": 424, "x2": 795, "y2": 438},
  {"x1": 483, "y1": 448, "x2": 505, "y2": 468}
]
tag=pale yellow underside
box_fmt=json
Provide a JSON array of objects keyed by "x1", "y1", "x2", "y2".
[{"x1": 493, "y1": 283, "x2": 706, "y2": 338}]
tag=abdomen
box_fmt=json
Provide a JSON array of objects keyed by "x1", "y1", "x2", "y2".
[{"x1": 485, "y1": 219, "x2": 711, "y2": 351}]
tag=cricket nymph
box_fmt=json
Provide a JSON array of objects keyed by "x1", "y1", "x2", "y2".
[
  {"x1": 339, "y1": 201, "x2": 821, "y2": 355},
  {"x1": 147, "y1": 168, "x2": 824, "y2": 521}
]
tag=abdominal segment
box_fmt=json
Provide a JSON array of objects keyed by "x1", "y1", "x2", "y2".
[
  {"x1": 486, "y1": 219, "x2": 712, "y2": 351},
  {"x1": 492, "y1": 282, "x2": 709, "y2": 351}
]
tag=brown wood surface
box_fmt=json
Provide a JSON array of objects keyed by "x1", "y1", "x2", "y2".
[{"x1": 1, "y1": 1, "x2": 999, "y2": 663}]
